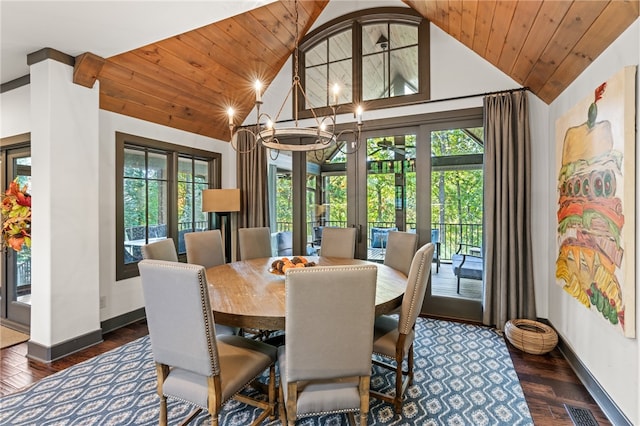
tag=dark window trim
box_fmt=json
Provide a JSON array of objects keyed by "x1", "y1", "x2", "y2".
[
  {"x1": 1, "y1": 133, "x2": 30, "y2": 148},
  {"x1": 297, "y1": 7, "x2": 429, "y2": 119},
  {"x1": 115, "y1": 132, "x2": 221, "y2": 280}
]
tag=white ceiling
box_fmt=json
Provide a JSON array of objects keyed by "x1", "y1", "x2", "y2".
[{"x1": 0, "y1": 0, "x2": 276, "y2": 84}]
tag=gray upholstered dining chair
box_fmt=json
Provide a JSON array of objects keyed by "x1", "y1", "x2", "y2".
[
  {"x1": 184, "y1": 229, "x2": 240, "y2": 336},
  {"x1": 278, "y1": 264, "x2": 378, "y2": 425},
  {"x1": 184, "y1": 230, "x2": 225, "y2": 269},
  {"x1": 370, "y1": 242, "x2": 435, "y2": 414},
  {"x1": 238, "y1": 226, "x2": 272, "y2": 260},
  {"x1": 383, "y1": 231, "x2": 418, "y2": 276},
  {"x1": 141, "y1": 238, "x2": 178, "y2": 262},
  {"x1": 138, "y1": 259, "x2": 277, "y2": 426},
  {"x1": 319, "y1": 227, "x2": 357, "y2": 258}
]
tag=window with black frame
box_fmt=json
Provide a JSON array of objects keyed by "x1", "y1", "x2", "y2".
[
  {"x1": 116, "y1": 132, "x2": 221, "y2": 280},
  {"x1": 299, "y1": 7, "x2": 429, "y2": 117}
]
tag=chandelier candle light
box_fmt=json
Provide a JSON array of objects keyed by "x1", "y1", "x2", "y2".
[{"x1": 227, "y1": 0, "x2": 363, "y2": 154}]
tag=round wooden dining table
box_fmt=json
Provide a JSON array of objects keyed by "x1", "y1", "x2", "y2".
[{"x1": 205, "y1": 256, "x2": 407, "y2": 330}]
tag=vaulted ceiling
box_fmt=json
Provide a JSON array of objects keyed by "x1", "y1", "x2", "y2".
[{"x1": 74, "y1": 0, "x2": 638, "y2": 143}]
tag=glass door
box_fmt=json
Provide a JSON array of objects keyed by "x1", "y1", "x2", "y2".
[
  {"x1": 422, "y1": 123, "x2": 484, "y2": 321},
  {"x1": 1, "y1": 148, "x2": 31, "y2": 327},
  {"x1": 363, "y1": 132, "x2": 416, "y2": 262},
  {"x1": 268, "y1": 113, "x2": 485, "y2": 322}
]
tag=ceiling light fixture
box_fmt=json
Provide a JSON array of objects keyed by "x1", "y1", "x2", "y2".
[{"x1": 227, "y1": 0, "x2": 363, "y2": 154}]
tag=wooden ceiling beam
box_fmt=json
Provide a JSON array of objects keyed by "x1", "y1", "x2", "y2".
[{"x1": 73, "y1": 52, "x2": 105, "y2": 88}]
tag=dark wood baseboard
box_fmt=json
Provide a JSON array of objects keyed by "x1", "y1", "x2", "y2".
[
  {"x1": 555, "y1": 329, "x2": 632, "y2": 426},
  {"x1": 27, "y1": 329, "x2": 103, "y2": 363},
  {"x1": 24, "y1": 308, "x2": 146, "y2": 363},
  {"x1": 100, "y1": 307, "x2": 146, "y2": 334}
]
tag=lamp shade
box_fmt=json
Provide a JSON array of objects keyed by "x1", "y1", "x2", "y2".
[{"x1": 202, "y1": 189, "x2": 240, "y2": 212}]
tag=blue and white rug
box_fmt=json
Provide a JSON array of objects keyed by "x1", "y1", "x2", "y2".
[{"x1": 0, "y1": 318, "x2": 533, "y2": 425}]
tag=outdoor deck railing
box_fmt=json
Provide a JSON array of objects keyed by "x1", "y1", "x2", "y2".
[{"x1": 274, "y1": 221, "x2": 483, "y2": 261}]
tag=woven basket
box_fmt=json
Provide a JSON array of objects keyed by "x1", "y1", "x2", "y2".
[{"x1": 504, "y1": 319, "x2": 558, "y2": 355}]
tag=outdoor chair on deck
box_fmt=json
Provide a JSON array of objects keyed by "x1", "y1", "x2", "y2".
[
  {"x1": 430, "y1": 229, "x2": 441, "y2": 273},
  {"x1": 138, "y1": 260, "x2": 277, "y2": 426},
  {"x1": 238, "y1": 227, "x2": 272, "y2": 260},
  {"x1": 370, "y1": 242, "x2": 435, "y2": 414},
  {"x1": 278, "y1": 265, "x2": 378, "y2": 425},
  {"x1": 275, "y1": 231, "x2": 293, "y2": 256},
  {"x1": 451, "y1": 243, "x2": 483, "y2": 293}
]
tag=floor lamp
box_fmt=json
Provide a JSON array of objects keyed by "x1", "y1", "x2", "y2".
[{"x1": 202, "y1": 189, "x2": 240, "y2": 263}]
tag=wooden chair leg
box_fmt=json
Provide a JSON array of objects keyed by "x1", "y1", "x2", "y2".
[
  {"x1": 156, "y1": 363, "x2": 169, "y2": 426},
  {"x1": 180, "y1": 408, "x2": 203, "y2": 426},
  {"x1": 394, "y1": 359, "x2": 403, "y2": 414},
  {"x1": 286, "y1": 383, "x2": 297, "y2": 426},
  {"x1": 407, "y1": 345, "x2": 414, "y2": 385},
  {"x1": 278, "y1": 379, "x2": 287, "y2": 426},
  {"x1": 268, "y1": 365, "x2": 276, "y2": 420},
  {"x1": 209, "y1": 412, "x2": 219, "y2": 426},
  {"x1": 159, "y1": 395, "x2": 167, "y2": 426},
  {"x1": 359, "y1": 376, "x2": 370, "y2": 425}
]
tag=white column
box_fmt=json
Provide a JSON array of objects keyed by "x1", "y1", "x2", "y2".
[{"x1": 29, "y1": 56, "x2": 101, "y2": 357}]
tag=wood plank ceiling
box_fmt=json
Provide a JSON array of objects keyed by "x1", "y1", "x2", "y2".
[
  {"x1": 82, "y1": 0, "x2": 639, "y2": 143},
  {"x1": 404, "y1": 0, "x2": 639, "y2": 104}
]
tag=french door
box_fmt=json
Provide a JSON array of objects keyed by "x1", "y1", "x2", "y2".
[
  {"x1": 351, "y1": 120, "x2": 483, "y2": 322},
  {"x1": 269, "y1": 110, "x2": 484, "y2": 322},
  {"x1": 1, "y1": 146, "x2": 31, "y2": 329},
  {"x1": 420, "y1": 120, "x2": 484, "y2": 322}
]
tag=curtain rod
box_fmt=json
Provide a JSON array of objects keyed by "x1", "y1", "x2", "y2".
[
  {"x1": 243, "y1": 87, "x2": 530, "y2": 129},
  {"x1": 422, "y1": 86, "x2": 530, "y2": 105}
]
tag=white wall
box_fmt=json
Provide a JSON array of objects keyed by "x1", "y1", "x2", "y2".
[
  {"x1": 262, "y1": 19, "x2": 551, "y2": 321},
  {"x1": 29, "y1": 58, "x2": 101, "y2": 346},
  {"x1": 97, "y1": 111, "x2": 234, "y2": 320},
  {"x1": 1, "y1": 1, "x2": 635, "y2": 420},
  {"x1": 548, "y1": 21, "x2": 639, "y2": 424},
  {"x1": 0, "y1": 84, "x2": 30, "y2": 137}
]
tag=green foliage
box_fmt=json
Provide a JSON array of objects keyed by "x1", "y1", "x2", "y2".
[
  {"x1": 431, "y1": 128, "x2": 483, "y2": 156},
  {"x1": 276, "y1": 173, "x2": 293, "y2": 226},
  {"x1": 272, "y1": 128, "x2": 483, "y2": 243},
  {"x1": 124, "y1": 152, "x2": 208, "y2": 232},
  {"x1": 326, "y1": 175, "x2": 347, "y2": 222}
]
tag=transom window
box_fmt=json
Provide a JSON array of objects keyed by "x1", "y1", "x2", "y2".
[
  {"x1": 300, "y1": 8, "x2": 428, "y2": 116},
  {"x1": 362, "y1": 22, "x2": 419, "y2": 100}
]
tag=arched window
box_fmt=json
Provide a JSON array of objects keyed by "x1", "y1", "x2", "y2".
[{"x1": 299, "y1": 8, "x2": 429, "y2": 117}]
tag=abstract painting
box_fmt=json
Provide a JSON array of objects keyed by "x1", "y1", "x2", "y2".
[{"x1": 555, "y1": 66, "x2": 636, "y2": 338}]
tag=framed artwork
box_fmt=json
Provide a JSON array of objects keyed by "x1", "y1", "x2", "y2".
[{"x1": 555, "y1": 66, "x2": 636, "y2": 338}]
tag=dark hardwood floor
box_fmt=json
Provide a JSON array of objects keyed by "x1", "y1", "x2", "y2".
[{"x1": 0, "y1": 318, "x2": 610, "y2": 425}]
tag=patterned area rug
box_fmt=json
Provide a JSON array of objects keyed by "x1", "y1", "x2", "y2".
[{"x1": 0, "y1": 318, "x2": 533, "y2": 425}]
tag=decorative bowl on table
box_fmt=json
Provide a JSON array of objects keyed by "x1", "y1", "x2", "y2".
[{"x1": 269, "y1": 256, "x2": 316, "y2": 274}]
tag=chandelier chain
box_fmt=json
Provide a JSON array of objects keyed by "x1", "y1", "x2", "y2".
[{"x1": 227, "y1": 0, "x2": 362, "y2": 154}]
